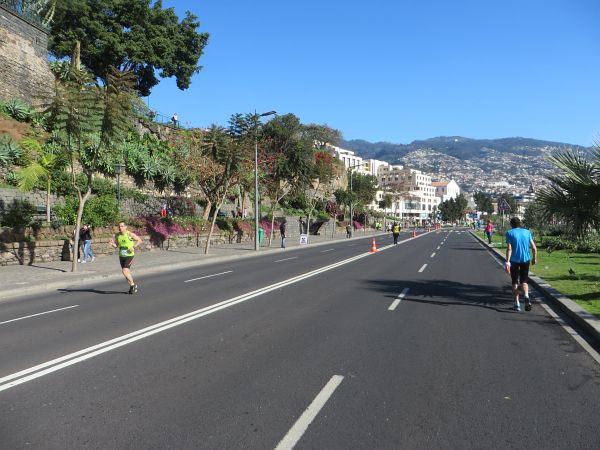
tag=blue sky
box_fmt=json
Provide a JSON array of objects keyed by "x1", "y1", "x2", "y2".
[{"x1": 147, "y1": 0, "x2": 600, "y2": 146}]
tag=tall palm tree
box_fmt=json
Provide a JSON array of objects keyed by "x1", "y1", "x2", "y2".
[{"x1": 537, "y1": 145, "x2": 600, "y2": 238}]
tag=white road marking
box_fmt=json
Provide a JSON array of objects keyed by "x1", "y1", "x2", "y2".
[
  {"x1": 320, "y1": 249, "x2": 334, "y2": 253},
  {"x1": 275, "y1": 375, "x2": 344, "y2": 450},
  {"x1": 437, "y1": 246, "x2": 440, "y2": 250},
  {"x1": 0, "y1": 305, "x2": 79, "y2": 326},
  {"x1": 418, "y1": 264, "x2": 427, "y2": 273},
  {"x1": 184, "y1": 271, "x2": 233, "y2": 283},
  {"x1": 430, "y1": 252, "x2": 436, "y2": 258},
  {"x1": 274, "y1": 257, "x2": 298, "y2": 263},
  {"x1": 0, "y1": 249, "x2": 378, "y2": 392},
  {"x1": 388, "y1": 288, "x2": 410, "y2": 311}
]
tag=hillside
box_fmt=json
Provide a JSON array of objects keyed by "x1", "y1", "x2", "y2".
[
  {"x1": 340, "y1": 136, "x2": 591, "y2": 195},
  {"x1": 341, "y1": 136, "x2": 589, "y2": 163}
]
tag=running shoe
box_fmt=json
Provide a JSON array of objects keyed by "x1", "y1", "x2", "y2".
[
  {"x1": 511, "y1": 304, "x2": 521, "y2": 312},
  {"x1": 131, "y1": 284, "x2": 138, "y2": 294},
  {"x1": 525, "y1": 301, "x2": 532, "y2": 311}
]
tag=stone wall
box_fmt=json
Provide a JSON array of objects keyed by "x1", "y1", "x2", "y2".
[
  {"x1": 0, "y1": 231, "x2": 241, "y2": 266},
  {"x1": 0, "y1": 4, "x2": 54, "y2": 104}
]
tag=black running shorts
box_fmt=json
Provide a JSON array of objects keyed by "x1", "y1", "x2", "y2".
[
  {"x1": 119, "y1": 256, "x2": 134, "y2": 269},
  {"x1": 510, "y1": 261, "x2": 530, "y2": 285}
]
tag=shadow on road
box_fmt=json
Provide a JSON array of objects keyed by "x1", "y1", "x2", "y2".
[{"x1": 57, "y1": 288, "x2": 128, "y2": 295}]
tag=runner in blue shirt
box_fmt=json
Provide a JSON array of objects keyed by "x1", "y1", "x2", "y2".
[{"x1": 505, "y1": 217, "x2": 538, "y2": 311}]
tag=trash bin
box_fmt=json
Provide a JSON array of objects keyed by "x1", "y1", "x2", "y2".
[{"x1": 258, "y1": 227, "x2": 264, "y2": 245}]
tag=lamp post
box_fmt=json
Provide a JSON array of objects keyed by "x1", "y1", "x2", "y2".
[
  {"x1": 348, "y1": 162, "x2": 365, "y2": 237},
  {"x1": 114, "y1": 163, "x2": 125, "y2": 208},
  {"x1": 254, "y1": 110, "x2": 277, "y2": 251}
]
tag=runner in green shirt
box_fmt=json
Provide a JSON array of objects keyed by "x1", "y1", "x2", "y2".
[{"x1": 109, "y1": 222, "x2": 142, "y2": 294}]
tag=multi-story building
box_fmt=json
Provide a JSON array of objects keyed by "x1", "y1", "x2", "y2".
[{"x1": 432, "y1": 180, "x2": 460, "y2": 202}]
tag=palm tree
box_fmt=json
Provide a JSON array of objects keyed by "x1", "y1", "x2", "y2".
[
  {"x1": 15, "y1": 138, "x2": 65, "y2": 223},
  {"x1": 536, "y1": 145, "x2": 600, "y2": 238}
]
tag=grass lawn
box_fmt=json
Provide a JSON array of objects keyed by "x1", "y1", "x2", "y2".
[{"x1": 476, "y1": 230, "x2": 600, "y2": 318}]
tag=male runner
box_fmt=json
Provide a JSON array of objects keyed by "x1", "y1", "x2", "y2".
[
  {"x1": 505, "y1": 217, "x2": 537, "y2": 311},
  {"x1": 109, "y1": 222, "x2": 142, "y2": 294}
]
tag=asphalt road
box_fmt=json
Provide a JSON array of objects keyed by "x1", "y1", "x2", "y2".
[{"x1": 1, "y1": 229, "x2": 599, "y2": 449}]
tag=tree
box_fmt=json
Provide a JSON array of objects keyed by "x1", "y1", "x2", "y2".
[
  {"x1": 536, "y1": 147, "x2": 600, "y2": 238},
  {"x1": 45, "y1": 59, "x2": 137, "y2": 272},
  {"x1": 14, "y1": 137, "x2": 66, "y2": 223},
  {"x1": 473, "y1": 191, "x2": 494, "y2": 214},
  {"x1": 261, "y1": 114, "x2": 312, "y2": 245},
  {"x1": 45, "y1": 0, "x2": 209, "y2": 96}
]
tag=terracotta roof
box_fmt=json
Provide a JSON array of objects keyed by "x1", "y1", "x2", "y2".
[{"x1": 431, "y1": 181, "x2": 449, "y2": 187}]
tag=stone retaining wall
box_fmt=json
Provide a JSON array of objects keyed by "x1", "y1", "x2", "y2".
[{"x1": 0, "y1": 231, "x2": 248, "y2": 266}]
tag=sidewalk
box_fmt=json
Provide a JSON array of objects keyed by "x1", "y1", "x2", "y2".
[
  {"x1": 0, "y1": 230, "x2": 383, "y2": 301},
  {"x1": 470, "y1": 230, "x2": 600, "y2": 345}
]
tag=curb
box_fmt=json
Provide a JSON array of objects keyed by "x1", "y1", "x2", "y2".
[
  {"x1": 0, "y1": 232, "x2": 387, "y2": 302},
  {"x1": 469, "y1": 230, "x2": 600, "y2": 343}
]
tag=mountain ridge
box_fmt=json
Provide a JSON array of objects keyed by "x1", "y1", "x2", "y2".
[{"x1": 340, "y1": 136, "x2": 589, "y2": 162}]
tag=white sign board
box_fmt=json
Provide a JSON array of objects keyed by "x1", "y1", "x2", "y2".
[{"x1": 299, "y1": 234, "x2": 308, "y2": 245}]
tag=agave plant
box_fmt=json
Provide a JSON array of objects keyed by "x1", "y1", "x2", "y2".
[
  {"x1": 4, "y1": 99, "x2": 33, "y2": 122},
  {"x1": 0, "y1": 136, "x2": 23, "y2": 166}
]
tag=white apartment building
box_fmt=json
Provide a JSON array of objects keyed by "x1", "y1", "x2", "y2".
[
  {"x1": 432, "y1": 180, "x2": 460, "y2": 202},
  {"x1": 326, "y1": 145, "x2": 364, "y2": 171},
  {"x1": 378, "y1": 167, "x2": 439, "y2": 224}
]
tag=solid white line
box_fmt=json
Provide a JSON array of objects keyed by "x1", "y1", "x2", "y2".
[
  {"x1": 184, "y1": 271, "x2": 233, "y2": 283},
  {"x1": 0, "y1": 251, "x2": 373, "y2": 392},
  {"x1": 275, "y1": 375, "x2": 344, "y2": 450},
  {"x1": 0, "y1": 305, "x2": 79, "y2": 325},
  {"x1": 274, "y1": 257, "x2": 298, "y2": 263},
  {"x1": 320, "y1": 249, "x2": 334, "y2": 253},
  {"x1": 430, "y1": 252, "x2": 436, "y2": 258},
  {"x1": 389, "y1": 288, "x2": 410, "y2": 311},
  {"x1": 418, "y1": 264, "x2": 427, "y2": 273}
]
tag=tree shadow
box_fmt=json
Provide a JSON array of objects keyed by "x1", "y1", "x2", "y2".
[
  {"x1": 361, "y1": 277, "x2": 562, "y2": 317},
  {"x1": 28, "y1": 264, "x2": 67, "y2": 273}
]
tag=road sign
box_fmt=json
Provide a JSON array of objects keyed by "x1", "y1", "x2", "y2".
[
  {"x1": 498, "y1": 198, "x2": 511, "y2": 212},
  {"x1": 299, "y1": 234, "x2": 308, "y2": 245}
]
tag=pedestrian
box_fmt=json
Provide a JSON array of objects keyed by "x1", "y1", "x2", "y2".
[
  {"x1": 299, "y1": 217, "x2": 306, "y2": 234},
  {"x1": 485, "y1": 220, "x2": 493, "y2": 244},
  {"x1": 346, "y1": 223, "x2": 352, "y2": 238},
  {"x1": 108, "y1": 221, "x2": 142, "y2": 294},
  {"x1": 392, "y1": 222, "x2": 400, "y2": 244},
  {"x1": 279, "y1": 220, "x2": 286, "y2": 248},
  {"x1": 171, "y1": 112, "x2": 178, "y2": 127},
  {"x1": 80, "y1": 224, "x2": 95, "y2": 263},
  {"x1": 160, "y1": 204, "x2": 167, "y2": 218},
  {"x1": 505, "y1": 217, "x2": 538, "y2": 312},
  {"x1": 387, "y1": 222, "x2": 392, "y2": 233}
]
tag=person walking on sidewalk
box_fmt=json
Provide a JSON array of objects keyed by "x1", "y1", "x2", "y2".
[
  {"x1": 80, "y1": 224, "x2": 95, "y2": 263},
  {"x1": 505, "y1": 217, "x2": 538, "y2": 312},
  {"x1": 485, "y1": 220, "x2": 493, "y2": 244},
  {"x1": 392, "y1": 222, "x2": 400, "y2": 244},
  {"x1": 109, "y1": 222, "x2": 142, "y2": 294},
  {"x1": 279, "y1": 220, "x2": 286, "y2": 248}
]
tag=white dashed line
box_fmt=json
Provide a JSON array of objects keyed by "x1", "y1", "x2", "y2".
[
  {"x1": 0, "y1": 305, "x2": 79, "y2": 326},
  {"x1": 389, "y1": 288, "x2": 410, "y2": 311},
  {"x1": 275, "y1": 375, "x2": 344, "y2": 450},
  {"x1": 184, "y1": 271, "x2": 233, "y2": 283},
  {"x1": 418, "y1": 264, "x2": 427, "y2": 273},
  {"x1": 274, "y1": 257, "x2": 298, "y2": 263},
  {"x1": 430, "y1": 252, "x2": 436, "y2": 258}
]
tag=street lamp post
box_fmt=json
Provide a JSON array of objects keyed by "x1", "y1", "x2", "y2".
[
  {"x1": 114, "y1": 163, "x2": 126, "y2": 208},
  {"x1": 254, "y1": 110, "x2": 277, "y2": 251},
  {"x1": 348, "y1": 162, "x2": 364, "y2": 237}
]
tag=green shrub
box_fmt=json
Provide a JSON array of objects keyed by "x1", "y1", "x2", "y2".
[
  {"x1": 0, "y1": 198, "x2": 36, "y2": 227},
  {"x1": 53, "y1": 195, "x2": 122, "y2": 227}
]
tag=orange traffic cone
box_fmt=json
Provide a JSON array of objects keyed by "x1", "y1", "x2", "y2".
[
  {"x1": 412, "y1": 229, "x2": 417, "y2": 238},
  {"x1": 370, "y1": 237, "x2": 378, "y2": 253}
]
